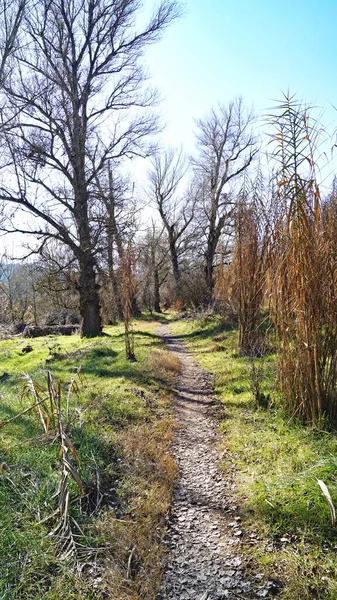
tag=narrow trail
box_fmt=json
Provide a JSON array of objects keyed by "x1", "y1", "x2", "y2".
[{"x1": 157, "y1": 326, "x2": 269, "y2": 600}]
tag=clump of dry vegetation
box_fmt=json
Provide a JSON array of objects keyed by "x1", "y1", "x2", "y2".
[
  {"x1": 215, "y1": 95, "x2": 337, "y2": 424},
  {"x1": 121, "y1": 247, "x2": 136, "y2": 361},
  {"x1": 101, "y1": 419, "x2": 176, "y2": 599},
  {"x1": 232, "y1": 177, "x2": 270, "y2": 357},
  {"x1": 215, "y1": 179, "x2": 270, "y2": 358},
  {"x1": 209, "y1": 342, "x2": 227, "y2": 352},
  {"x1": 148, "y1": 348, "x2": 181, "y2": 375},
  {"x1": 268, "y1": 96, "x2": 337, "y2": 422}
]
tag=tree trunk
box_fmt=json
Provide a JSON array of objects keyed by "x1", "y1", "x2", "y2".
[
  {"x1": 205, "y1": 256, "x2": 214, "y2": 297},
  {"x1": 131, "y1": 291, "x2": 141, "y2": 317},
  {"x1": 111, "y1": 271, "x2": 124, "y2": 322},
  {"x1": 205, "y1": 218, "x2": 221, "y2": 301},
  {"x1": 32, "y1": 285, "x2": 38, "y2": 327},
  {"x1": 205, "y1": 241, "x2": 216, "y2": 300},
  {"x1": 107, "y1": 230, "x2": 123, "y2": 321},
  {"x1": 73, "y1": 115, "x2": 102, "y2": 336},
  {"x1": 154, "y1": 268, "x2": 161, "y2": 313},
  {"x1": 79, "y1": 253, "x2": 102, "y2": 337},
  {"x1": 169, "y1": 237, "x2": 181, "y2": 298},
  {"x1": 106, "y1": 169, "x2": 124, "y2": 320}
]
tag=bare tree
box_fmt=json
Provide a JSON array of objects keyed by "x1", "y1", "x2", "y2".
[
  {"x1": 148, "y1": 148, "x2": 194, "y2": 298},
  {"x1": 0, "y1": 0, "x2": 25, "y2": 84},
  {"x1": 139, "y1": 222, "x2": 170, "y2": 313},
  {"x1": 0, "y1": 0, "x2": 180, "y2": 336},
  {"x1": 94, "y1": 166, "x2": 136, "y2": 322},
  {"x1": 192, "y1": 97, "x2": 258, "y2": 299}
]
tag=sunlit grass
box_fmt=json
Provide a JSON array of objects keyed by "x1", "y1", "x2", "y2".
[{"x1": 0, "y1": 318, "x2": 175, "y2": 599}]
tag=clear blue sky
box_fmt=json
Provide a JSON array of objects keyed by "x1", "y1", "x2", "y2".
[{"x1": 145, "y1": 0, "x2": 337, "y2": 158}]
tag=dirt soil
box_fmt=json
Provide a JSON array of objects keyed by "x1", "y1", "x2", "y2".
[{"x1": 157, "y1": 326, "x2": 274, "y2": 600}]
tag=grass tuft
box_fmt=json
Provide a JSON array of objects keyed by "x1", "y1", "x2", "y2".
[{"x1": 148, "y1": 348, "x2": 181, "y2": 375}]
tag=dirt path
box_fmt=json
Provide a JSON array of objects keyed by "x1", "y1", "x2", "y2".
[{"x1": 157, "y1": 326, "x2": 270, "y2": 600}]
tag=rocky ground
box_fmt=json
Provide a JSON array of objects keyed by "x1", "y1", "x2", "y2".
[{"x1": 157, "y1": 326, "x2": 275, "y2": 600}]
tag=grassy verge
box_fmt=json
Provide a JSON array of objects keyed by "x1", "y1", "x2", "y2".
[
  {"x1": 0, "y1": 318, "x2": 177, "y2": 600},
  {"x1": 169, "y1": 316, "x2": 337, "y2": 599}
]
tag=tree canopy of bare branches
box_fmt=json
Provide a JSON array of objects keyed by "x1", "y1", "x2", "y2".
[
  {"x1": 0, "y1": 0, "x2": 180, "y2": 336},
  {"x1": 193, "y1": 97, "x2": 258, "y2": 299},
  {"x1": 148, "y1": 148, "x2": 195, "y2": 298}
]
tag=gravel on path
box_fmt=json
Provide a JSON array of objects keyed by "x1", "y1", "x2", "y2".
[{"x1": 157, "y1": 326, "x2": 272, "y2": 600}]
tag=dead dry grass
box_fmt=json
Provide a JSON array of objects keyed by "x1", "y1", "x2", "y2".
[
  {"x1": 101, "y1": 417, "x2": 177, "y2": 599},
  {"x1": 148, "y1": 348, "x2": 181, "y2": 375},
  {"x1": 209, "y1": 342, "x2": 227, "y2": 352},
  {"x1": 213, "y1": 332, "x2": 228, "y2": 343}
]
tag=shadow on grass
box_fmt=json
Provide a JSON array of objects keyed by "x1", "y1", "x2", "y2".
[
  {"x1": 85, "y1": 347, "x2": 118, "y2": 360},
  {"x1": 112, "y1": 330, "x2": 162, "y2": 341},
  {"x1": 51, "y1": 357, "x2": 168, "y2": 389},
  {"x1": 175, "y1": 324, "x2": 229, "y2": 341},
  {"x1": 0, "y1": 403, "x2": 44, "y2": 439},
  {"x1": 136, "y1": 312, "x2": 171, "y2": 324}
]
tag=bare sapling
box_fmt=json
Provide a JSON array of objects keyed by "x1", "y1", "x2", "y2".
[{"x1": 122, "y1": 247, "x2": 136, "y2": 361}]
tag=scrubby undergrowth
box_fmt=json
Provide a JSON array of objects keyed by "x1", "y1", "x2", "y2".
[
  {"x1": 0, "y1": 318, "x2": 177, "y2": 600},
  {"x1": 169, "y1": 315, "x2": 337, "y2": 599}
]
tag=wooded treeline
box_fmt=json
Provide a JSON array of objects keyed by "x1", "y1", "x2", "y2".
[
  {"x1": 0, "y1": 93, "x2": 258, "y2": 326},
  {"x1": 0, "y1": 0, "x2": 260, "y2": 333}
]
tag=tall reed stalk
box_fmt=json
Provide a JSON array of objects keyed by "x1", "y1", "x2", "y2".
[
  {"x1": 233, "y1": 174, "x2": 270, "y2": 355},
  {"x1": 215, "y1": 173, "x2": 270, "y2": 356},
  {"x1": 268, "y1": 96, "x2": 337, "y2": 422}
]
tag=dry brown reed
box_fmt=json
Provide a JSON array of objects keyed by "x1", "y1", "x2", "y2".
[
  {"x1": 215, "y1": 173, "x2": 270, "y2": 356},
  {"x1": 214, "y1": 251, "x2": 235, "y2": 316},
  {"x1": 268, "y1": 96, "x2": 337, "y2": 422},
  {"x1": 121, "y1": 246, "x2": 136, "y2": 361},
  {"x1": 233, "y1": 174, "x2": 270, "y2": 356},
  {"x1": 4, "y1": 371, "x2": 85, "y2": 556}
]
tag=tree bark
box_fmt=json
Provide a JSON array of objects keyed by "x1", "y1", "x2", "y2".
[
  {"x1": 205, "y1": 256, "x2": 214, "y2": 297},
  {"x1": 131, "y1": 292, "x2": 141, "y2": 317},
  {"x1": 154, "y1": 267, "x2": 161, "y2": 312},
  {"x1": 169, "y1": 238, "x2": 180, "y2": 284},
  {"x1": 111, "y1": 270, "x2": 124, "y2": 322},
  {"x1": 205, "y1": 228, "x2": 218, "y2": 299},
  {"x1": 74, "y1": 167, "x2": 102, "y2": 336},
  {"x1": 79, "y1": 252, "x2": 102, "y2": 337}
]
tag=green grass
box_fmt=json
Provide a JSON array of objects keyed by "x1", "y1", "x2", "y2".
[
  {"x1": 0, "y1": 319, "x2": 175, "y2": 600},
  {"x1": 169, "y1": 315, "x2": 337, "y2": 599}
]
